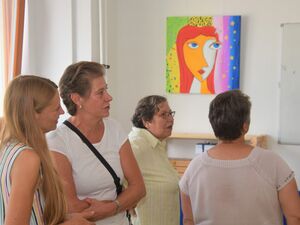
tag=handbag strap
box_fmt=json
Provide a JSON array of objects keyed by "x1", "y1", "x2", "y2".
[{"x1": 63, "y1": 120, "x2": 123, "y2": 195}]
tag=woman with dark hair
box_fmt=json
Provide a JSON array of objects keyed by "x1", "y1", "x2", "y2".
[
  {"x1": 47, "y1": 61, "x2": 145, "y2": 225},
  {"x1": 179, "y1": 89, "x2": 300, "y2": 225},
  {"x1": 128, "y1": 95, "x2": 180, "y2": 225}
]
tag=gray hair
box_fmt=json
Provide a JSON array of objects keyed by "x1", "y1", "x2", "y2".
[{"x1": 132, "y1": 95, "x2": 167, "y2": 128}]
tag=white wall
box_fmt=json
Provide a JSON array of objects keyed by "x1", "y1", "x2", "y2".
[
  {"x1": 106, "y1": 0, "x2": 300, "y2": 184},
  {"x1": 22, "y1": 0, "x2": 73, "y2": 82},
  {"x1": 21, "y1": 0, "x2": 104, "y2": 122},
  {"x1": 22, "y1": 0, "x2": 103, "y2": 82},
  {"x1": 21, "y1": 0, "x2": 300, "y2": 184}
]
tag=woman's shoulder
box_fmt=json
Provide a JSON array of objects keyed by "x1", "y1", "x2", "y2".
[
  {"x1": 2, "y1": 142, "x2": 40, "y2": 173},
  {"x1": 103, "y1": 117, "x2": 127, "y2": 147},
  {"x1": 46, "y1": 124, "x2": 73, "y2": 155},
  {"x1": 251, "y1": 147, "x2": 294, "y2": 190},
  {"x1": 190, "y1": 152, "x2": 206, "y2": 163},
  {"x1": 128, "y1": 127, "x2": 151, "y2": 144},
  {"x1": 15, "y1": 148, "x2": 40, "y2": 165},
  {"x1": 130, "y1": 127, "x2": 154, "y2": 138},
  {"x1": 1, "y1": 142, "x2": 33, "y2": 157},
  {"x1": 129, "y1": 127, "x2": 144, "y2": 138},
  {"x1": 103, "y1": 117, "x2": 123, "y2": 129},
  {"x1": 253, "y1": 147, "x2": 293, "y2": 174},
  {"x1": 186, "y1": 153, "x2": 206, "y2": 171},
  {"x1": 46, "y1": 123, "x2": 71, "y2": 140},
  {"x1": 252, "y1": 147, "x2": 286, "y2": 164},
  {"x1": 103, "y1": 117, "x2": 124, "y2": 133}
]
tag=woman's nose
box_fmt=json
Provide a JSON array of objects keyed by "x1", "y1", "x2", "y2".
[
  {"x1": 59, "y1": 106, "x2": 64, "y2": 115},
  {"x1": 105, "y1": 92, "x2": 113, "y2": 101}
]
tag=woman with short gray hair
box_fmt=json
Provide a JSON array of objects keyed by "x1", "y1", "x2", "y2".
[{"x1": 129, "y1": 95, "x2": 180, "y2": 225}]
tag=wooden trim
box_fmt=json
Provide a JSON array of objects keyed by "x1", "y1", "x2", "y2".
[
  {"x1": 2, "y1": 0, "x2": 25, "y2": 87},
  {"x1": 2, "y1": 0, "x2": 12, "y2": 87},
  {"x1": 169, "y1": 133, "x2": 267, "y2": 148},
  {"x1": 168, "y1": 134, "x2": 268, "y2": 176},
  {"x1": 169, "y1": 159, "x2": 191, "y2": 176},
  {"x1": 12, "y1": 0, "x2": 25, "y2": 78}
]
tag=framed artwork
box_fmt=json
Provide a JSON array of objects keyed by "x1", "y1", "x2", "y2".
[{"x1": 166, "y1": 16, "x2": 241, "y2": 94}]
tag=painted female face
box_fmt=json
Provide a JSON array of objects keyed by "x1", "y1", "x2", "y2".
[{"x1": 183, "y1": 34, "x2": 221, "y2": 81}]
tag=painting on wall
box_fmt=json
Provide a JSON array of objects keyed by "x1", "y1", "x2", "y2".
[{"x1": 166, "y1": 16, "x2": 241, "y2": 94}]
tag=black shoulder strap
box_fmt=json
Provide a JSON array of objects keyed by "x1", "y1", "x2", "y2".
[{"x1": 63, "y1": 120, "x2": 123, "y2": 195}]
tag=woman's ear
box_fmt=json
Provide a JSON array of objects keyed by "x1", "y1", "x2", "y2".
[
  {"x1": 242, "y1": 122, "x2": 249, "y2": 134},
  {"x1": 142, "y1": 119, "x2": 150, "y2": 129},
  {"x1": 70, "y1": 93, "x2": 82, "y2": 108}
]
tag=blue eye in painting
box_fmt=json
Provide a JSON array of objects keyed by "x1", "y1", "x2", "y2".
[
  {"x1": 210, "y1": 42, "x2": 222, "y2": 50},
  {"x1": 188, "y1": 42, "x2": 199, "y2": 49}
]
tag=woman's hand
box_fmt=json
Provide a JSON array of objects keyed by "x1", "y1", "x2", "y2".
[
  {"x1": 82, "y1": 198, "x2": 116, "y2": 221},
  {"x1": 61, "y1": 211, "x2": 96, "y2": 225},
  {"x1": 69, "y1": 198, "x2": 91, "y2": 212}
]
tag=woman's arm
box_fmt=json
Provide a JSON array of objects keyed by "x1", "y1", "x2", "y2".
[
  {"x1": 116, "y1": 140, "x2": 146, "y2": 210},
  {"x1": 4, "y1": 149, "x2": 41, "y2": 225},
  {"x1": 59, "y1": 211, "x2": 95, "y2": 225},
  {"x1": 180, "y1": 191, "x2": 195, "y2": 225},
  {"x1": 279, "y1": 178, "x2": 300, "y2": 225},
  {"x1": 51, "y1": 152, "x2": 90, "y2": 212},
  {"x1": 84, "y1": 140, "x2": 146, "y2": 220}
]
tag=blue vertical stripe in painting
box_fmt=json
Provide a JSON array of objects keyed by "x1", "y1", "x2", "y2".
[{"x1": 229, "y1": 16, "x2": 241, "y2": 89}]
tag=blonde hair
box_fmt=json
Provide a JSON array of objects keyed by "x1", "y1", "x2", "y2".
[{"x1": 0, "y1": 75, "x2": 67, "y2": 225}]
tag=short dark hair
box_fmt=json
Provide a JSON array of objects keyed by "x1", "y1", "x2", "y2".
[
  {"x1": 132, "y1": 95, "x2": 167, "y2": 128},
  {"x1": 59, "y1": 61, "x2": 105, "y2": 115},
  {"x1": 209, "y1": 90, "x2": 251, "y2": 140}
]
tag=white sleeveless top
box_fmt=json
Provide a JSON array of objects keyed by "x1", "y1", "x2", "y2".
[{"x1": 47, "y1": 117, "x2": 128, "y2": 225}]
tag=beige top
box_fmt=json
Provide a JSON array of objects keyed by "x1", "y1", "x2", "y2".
[
  {"x1": 129, "y1": 127, "x2": 180, "y2": 225},
  {"x1": 179, "y1": 147, "x2": 294, "y2": 225}
]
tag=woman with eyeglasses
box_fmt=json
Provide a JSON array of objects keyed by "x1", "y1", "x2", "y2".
[{"x1": 128, "y1": 95, "x2": 180, "y2": 225}]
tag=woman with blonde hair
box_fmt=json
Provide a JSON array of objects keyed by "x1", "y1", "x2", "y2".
[{"x1": 0, "y1": 75, "x2": 95, "y2": 225}]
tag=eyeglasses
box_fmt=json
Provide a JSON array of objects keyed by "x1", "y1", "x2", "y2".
[
  {"x1": 158, "y1": 111, "x2": 176, "y2": 119},
  {"x1": 103, "y1": 64, "x2": 110, "y2": 69}
]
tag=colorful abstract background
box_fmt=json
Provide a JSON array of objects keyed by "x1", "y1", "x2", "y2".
[{"x1": 166, "y1": 16, "x2": 241, "y2": 94}]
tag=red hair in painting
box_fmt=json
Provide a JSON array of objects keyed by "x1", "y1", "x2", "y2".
[{"x1": 176, "y1": 25, "x2": 219, "y2": 93}]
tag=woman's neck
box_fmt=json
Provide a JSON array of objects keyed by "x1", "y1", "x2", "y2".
[
  {"x1": 208, "y1": 135, "x2": 253, "y2": 160},
  {"x1": 218, "y1": 135, "x2": 245, "y2": 145},
  {"x1": 69, "y1": 114, "x2": 104, "y2": 142}
]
